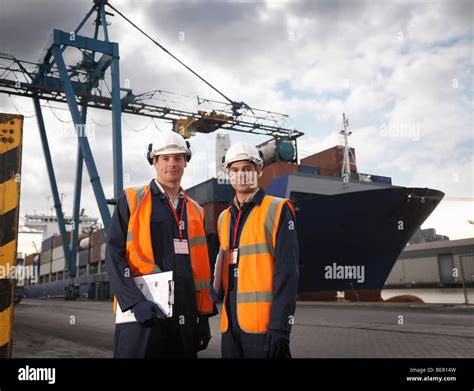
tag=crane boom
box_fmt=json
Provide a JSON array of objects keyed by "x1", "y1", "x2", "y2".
[{"x1": 0, "y1": 55, "x2": 302, "y2": 139}]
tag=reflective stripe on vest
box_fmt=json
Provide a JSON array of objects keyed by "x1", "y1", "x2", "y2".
[
  {"x1": 113, "y1": 185, "x2": 213, "y2": 315},
  {"x1": 218, "y1": 195, "x2": 288, "y2": 334}
]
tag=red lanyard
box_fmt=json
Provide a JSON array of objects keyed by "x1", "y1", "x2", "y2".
[
  {"x1": 166, "y1": 195, "x2": 186, "y2": 241},
  {"x1": 232, "y1": 209, "x2": 242, "y2": 250}
]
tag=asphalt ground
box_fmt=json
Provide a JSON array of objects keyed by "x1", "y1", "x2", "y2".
[{"x1": 11, "y1": 299, "x2": 474, "y2": 358}]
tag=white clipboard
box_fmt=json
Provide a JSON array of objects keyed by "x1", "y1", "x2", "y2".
[
  {"x1": 212, "y1": 249, "x2": 225, "y2": 302},
  {"x1": 115, "y1": 271, "x2": 174, "y2": 324}
]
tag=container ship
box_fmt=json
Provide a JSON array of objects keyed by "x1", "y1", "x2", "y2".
[
  {"x1": 21, "y1": 127, "x2": 444, "y2": 302},
  {"x1": 186, "y1": 135, "x2": 444, "y2": 302}
]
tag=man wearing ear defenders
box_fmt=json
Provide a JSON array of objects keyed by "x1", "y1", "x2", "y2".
[
  {"x1": 213, "y1": 141, "x2": 299, "y2": 358},
  {"x1": 106, "y1": 130, "x2": 216, "y2": 358}
]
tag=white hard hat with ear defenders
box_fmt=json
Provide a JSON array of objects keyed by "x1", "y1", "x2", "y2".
[
  {"x1": 147, "y1": 130, "x2": 192, "y2": 164},
  {"x1": 223, "y1": 140, "x2": 263, "y2": 170}
]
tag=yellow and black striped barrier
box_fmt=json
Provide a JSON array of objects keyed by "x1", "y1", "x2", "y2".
[{"x1": 0, "y1": 113, "x2": 23, "y2": 358}]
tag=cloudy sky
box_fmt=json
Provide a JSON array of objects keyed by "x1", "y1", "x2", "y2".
[{"x1": 0, "y1": 0, "x2": 472, "y2": 254}]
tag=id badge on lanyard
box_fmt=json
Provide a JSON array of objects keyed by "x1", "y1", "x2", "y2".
[
  {"x1": 174, "y1": 239, "x2": 189, "y2": 254},
  {"x1": 168, "y1": 195, "x2": 189, "y2": 255},
  {"x1": 230, "y1": 248, "x2": 239, "y2": 264}
]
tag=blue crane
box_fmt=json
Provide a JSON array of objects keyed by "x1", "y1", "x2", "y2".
[{"x1": 0, "y1": 0, "x2": 303, "y2": 297}]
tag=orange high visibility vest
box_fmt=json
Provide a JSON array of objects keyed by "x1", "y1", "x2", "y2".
[
  {"x1": 113, "y1": 185, "x2": 213, "y2": 315},
  {"x1": 217, "y1": 195, "x2": 290, "y2": 334}
]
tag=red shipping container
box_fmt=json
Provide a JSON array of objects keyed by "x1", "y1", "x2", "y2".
[
  {"x1": 301, "y1": 146, "x2": 338, "y2": 170},
  {"x1": 25, "y1": 253, "x2": 37, "y2": 266},
  {"x1": 259, "y1": 161, "x2": 299, "y2": 189},
  {"x1": 90, "y1": 244, "x2": 102, "y2": 264},
  {"x1": 301, "y1": 146, "x2": 357, "y2": 173},
  {"x1": 319, "y1": 168, "x2": 341, "y2": 177},
  {"x1": 52, "y1": 232, "x2": 72, "y2": 249},
  {"x1": 90, "y1": 229, "x2": 105, "y2": 247}
]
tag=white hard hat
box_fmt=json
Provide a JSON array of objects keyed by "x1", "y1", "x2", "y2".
[
  {"x1": 223, "y1": 141, "x2": 263, "y2": 170},
  {"x1": 150, "y1": 131, "x2": 191, "y2": 159}
]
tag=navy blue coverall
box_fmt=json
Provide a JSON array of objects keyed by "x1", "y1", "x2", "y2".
[
  {"x1": 220, "y1": 188, "x2": 299, "y2": 358},
  {"x1": 106, "y1": 179, "x2": 215, "y2": 358}
]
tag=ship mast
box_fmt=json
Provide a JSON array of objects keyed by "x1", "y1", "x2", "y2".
[{"x1": 339, "y1": 113, "x2": 352, "y2": 181}]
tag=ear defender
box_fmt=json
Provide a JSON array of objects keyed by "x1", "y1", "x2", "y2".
[
  {"x1": 185, "y1": 140, "x2": 193, "y2": 162},
  {"x1": 147, "y1": 143, "x2": 154, "y2": 165}
]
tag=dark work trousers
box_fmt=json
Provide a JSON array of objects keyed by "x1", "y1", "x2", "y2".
[
  {"x1": 221, "y1": 280, "x2": 267, "y2": 359},
  {"x1": 114, "y1": 317, "x2": 198, "y2": 358}
]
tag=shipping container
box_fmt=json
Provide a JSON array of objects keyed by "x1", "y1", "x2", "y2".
[
  {"x1": 39, "y1": 262, "x2": 51, "y2": 277},
  {"x1": 371, "y1": 175, "x2": 392, "y2": 185},
  {"x1": 351, "y1": 172, "x2": 372, "y2": 182},
  {"x1": 351, "y1": 172, "x2": 392, "y2": 185},
  {"x1": 41, "y1": 236, "x2": 54, "y2": 251},
  {"x1": 299, "y1": 165, "x2": 320, "y2": 175},
  {"x1": 40, "y1": 248, "x2": 52, "y2": 264},
  {"x1": 301, "y1": 146, "x2": 357, "y2": 173},
  {"x1": 301, "y1": 148, "x2": 337, "y2": 170},
  {"x1": 185, "y1": 178, "x2": 234, "y2": 205},
  {"x1": 202, "y1": 202, "x2": 229, "y2": 234},
  {"x1": 52, "y1": 232, "x2": 72, "y2": 249},
  {"x1": 51, "y1": 257, "x2": 67, "y2": 273},
  {"x1": 52, "y1": 246, "x2": 64, "y2": 261},
  {"x1": 90, "y1": 244, "x2": 102, "y2": 264},
  {"x1": 260, "y1": 161, "x2": 299, "y2": 189},
  {"x1": 319, "y1": 167, "x2": 340, "y2": 178},
  {"x1": 25, "y1": 253, "x2": 37, "y2": 266},
  {"x1": 90, "y1": 229, "x2": 105, "y2": 247},
  {"x1": 78, "y1": 250, "x2": 89, "y2": 267}
]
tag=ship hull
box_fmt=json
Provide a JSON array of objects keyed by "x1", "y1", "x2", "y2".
[{"x1": 292, "y1": 187, "x2": 444, "y2": 301}]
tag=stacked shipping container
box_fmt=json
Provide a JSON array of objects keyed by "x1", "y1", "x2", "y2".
[
  {"x1": 39, "y1": 236, "x2": 53, "y2": 279},
  {"x1": 90, "y1": 229, "x2": 105, "y2": 264},
  {"x1": 300, "y1": 145, "x2": 357, "y2": 177},
  {"x1": 36, "y1": 229, "x2": 108, "y2": 284},
  {"x1": 186, "y1": 178, "x2": 233, "y2": 234}
]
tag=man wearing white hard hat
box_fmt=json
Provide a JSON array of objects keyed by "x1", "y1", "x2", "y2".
[
  {"x1": 213, "y1": 140, "x2": 299, "y2": 358},
  {"x1": 106, "y1": 130, "x2": 216, "y2": 358}
]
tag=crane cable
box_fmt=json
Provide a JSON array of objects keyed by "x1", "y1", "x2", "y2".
[{"x1": 106, "y1": 3, "x2": 241, "y2": 111}]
